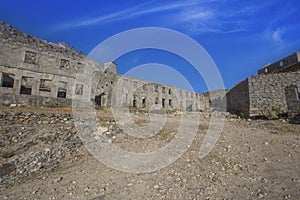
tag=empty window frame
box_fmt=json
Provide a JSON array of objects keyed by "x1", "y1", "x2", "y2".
[
  {"x1": 279, "y1": 61, "x2": 284, "y2": 67},
  {"x1": 1, "y1": 73, "x2": 14, "y2": 88},
  {"x1": 186, "y1": 100, "x2": 193, "y2": 111},
  {"x1": 168, "y1": 89, "x2": 171, "y2": 95},
  {"x1": 20, "y1": 76, "x2": 33, "y2": 95},
  {"x1": 162, "y1": 87, "x2": 165, "y2": 93},
  {"x1": 169, "y1": 99, "x2": 172, "y2": 107},
  {"x1": 124, "y1": 93, "x2": 128, "y2": 102},
  {"x1": 57, "y1": 81, "x2": 67, "y2": 98},
  {"x1": 95, "y1": 94, "x2": 105, "y2": 108},
  {"x1": 162, "y1": 98, "x2": 165, "y2": 108},
  {"x1": 39, "y1": 79, "x2": 51, "y2": 92},
  {"x1": 142, "y1": 97, "x2": 146, "y2": 108},
  {"x1": 155, "y1": 97, "x2": 159, "y2": 104},
  {"x1": 24, "y1": 51, "x2": 37, "y2": 64},
  {"x1": 60, "y1": 59, "x2": 70, "y2": 70},
  {"x1": 133, "y1": 95, "x2": 137, "y2": 108},
  {"x1": 154, "y1": 85, "x2": 158, "y2": 92},
  {"x1": 75, "y1": 84, "x2": 83, "y2": 95}
]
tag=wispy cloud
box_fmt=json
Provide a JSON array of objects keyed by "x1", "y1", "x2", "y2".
[
  {"x1": 181, "y1": 21, "x2": 247, "y2": 35},
  {"x1": 131, "y1": 1, "x2": 199, "y2": 17},
  {"x1": 173, "y1": 6, "x2": 248, "y2": 35},
  {"x1": 261, "y1": 27, "x2": 285, "y2": 48},
  {"x1": 52, "y1": 0, "x2": 206, "y2": 31},
  {"x1": 178, "y1": 7, "x2": 214, "y2": 22},
  {"x1": 53, "y1": 2, "x2": 150, "y2": 30},
  {"x1": 52, "y1": 0, "x2": 281, "y2": 37},
  {"x1": 272, "y1": 28, "x2": 284, "y2": 43}
]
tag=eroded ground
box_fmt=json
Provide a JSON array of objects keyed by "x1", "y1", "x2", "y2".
[{"x1": 0, "y1": 107, "x2": 299, "y2": 200}]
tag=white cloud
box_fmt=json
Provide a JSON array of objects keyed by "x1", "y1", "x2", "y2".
[
  {"x1": 272, "y1": 28, "x2": 283, "y2": 43},
  {"x1": 132, "y1": 1, "x2": 199, "y2": 16},
  {"x1": 53, "y1": 2, "x2": 150, "y2": 30},
  {"x1": 261, "y1": 27, "x2": 285, "y2": 48},
  {"x1": 179, "y1": 8, "x2": 214, "y2": 22},
  {"x1": 51, "y1": 0, "x2": 255, "y2": 36},
  {"x1": 181, "y1": 21, "x2": 246, "y2": 35},
  {"x1": 52, "y1": 0, "x2": 207, "y2": 31},
  {"x1": 174, "y1": 8, "x2": 247, "y2": 35}
]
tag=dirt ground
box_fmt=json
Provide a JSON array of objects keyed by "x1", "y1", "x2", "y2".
[{"x1": 0, "y1": 107, "x2": 299, "y2": 200}]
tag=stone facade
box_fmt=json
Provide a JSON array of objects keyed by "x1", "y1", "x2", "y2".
[
  {"x1": 258, "y1": 51, "x2": 300, "y2": 75},
  {"x1": 0, "y1": 21, "x2": 114, "y2": 108},
  {"x1": 226, "y1": 79, "x2": 249, "y2": 117},
  {"x1": 204, "y1": 90, "x2": 227, "y2": 112},
  {"x1": 110, "y1": 75, "x2": 209, "y2": 112},
  {"x1": 3, "y1": 21, "x2": 298, "y2": 117},
  {"x1": 285, "y1": 85, "x2": 300, "y2": 119},
  {"x1": 0, "y1": 21, "x2": 209, "y2": 112},
  {"x1": 248, "y1": 72, "x2": 300, "y2": 117},
  {"x1": 227, "y1": 51, "x2": 300, "y2": 118}
]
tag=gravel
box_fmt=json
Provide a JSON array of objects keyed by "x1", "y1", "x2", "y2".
[{"x1": 0, "y1": 109, "x2": 299, "y2": 199}]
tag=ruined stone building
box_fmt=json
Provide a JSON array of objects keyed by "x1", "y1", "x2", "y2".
[
  {"x1": 1, "y1": 21, "x2": 299, "y2": 118},
  {"x1": 0, "y1": 22, "x2": 209, "y2": 112},
  {"x1": 227, "y1": 51, "x2": 300, "y2": 118}
]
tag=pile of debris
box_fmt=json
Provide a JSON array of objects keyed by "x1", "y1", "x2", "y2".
[{"x1": 0, "y1": 110, "x2": 82, "y2": 187}]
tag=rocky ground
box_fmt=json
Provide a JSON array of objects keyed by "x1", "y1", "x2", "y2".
[{"x1": 0, "y1": 106, "x2": 299, "y2": 200}]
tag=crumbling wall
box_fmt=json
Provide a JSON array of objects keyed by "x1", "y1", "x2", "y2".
[
  {"x1": 0, "y1": 21, "x2": 210, "y2": 111},
  {"x1": 0, "y1": 21, "x2": 110, "y2": 108},
  {"x1": 258, "y1": 51, "x2": 300, "y2": 75},
  {"x1": 93, "y1": 62, "x2": 118, "y2": 109},
  {"x1": 285, "y1": 85, "x2": 300, "y2": 119},
  {"x1": 0, "y1": 93, "x2": 72, "y2": 107},
  {"x1": 226, "y1": 79, "x2": 250, "y2": 117},
  {"x1": 248, "y1": 72, "x2": 300, "y2": 117},
  {"x1": 204, "y1": 90, "x2": 227, "y2": 112},
  {"x1": 111, "y1": 75, "x2": 209, "y2": 112}
]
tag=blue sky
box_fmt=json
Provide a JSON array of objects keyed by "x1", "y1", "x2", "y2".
[{"x1": 1, "y1": 0, "x2": 300, "y2": 92}]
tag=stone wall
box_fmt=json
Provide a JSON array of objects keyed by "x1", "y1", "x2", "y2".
[
  {"x1": 258, "y1": 51, "x2": 300, "y2": 75},
  {"x1": 248, "y1": 72, "x2": 300, "y2": 117},
  {"x1": 0, "y1": 93, "x2": 72, "y2": 107},
  {"x1": 285, "y1": 85, "x2": 300, "y2": 119},
  {"x1": 111, "y1": 75, "x2": 209, "y2": 112},
  {"x1": 226, "y1": 70, "x2": 300, "y2": 118},
  {"x1": 279, "y1": 62, "x2": 300, "y2": 73},
  {"x1": 204, "y1": 90, "x2": 227, "y2": 112},
  {"x1": 0, "y1": 21, "x2": 210, "y2": 111},
  {"x1": 0, "y1": 21, "x2": 115, "y2": 108},
  {"x1": 226, "y1": 79, "x2": 249, "y2": 117}
]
